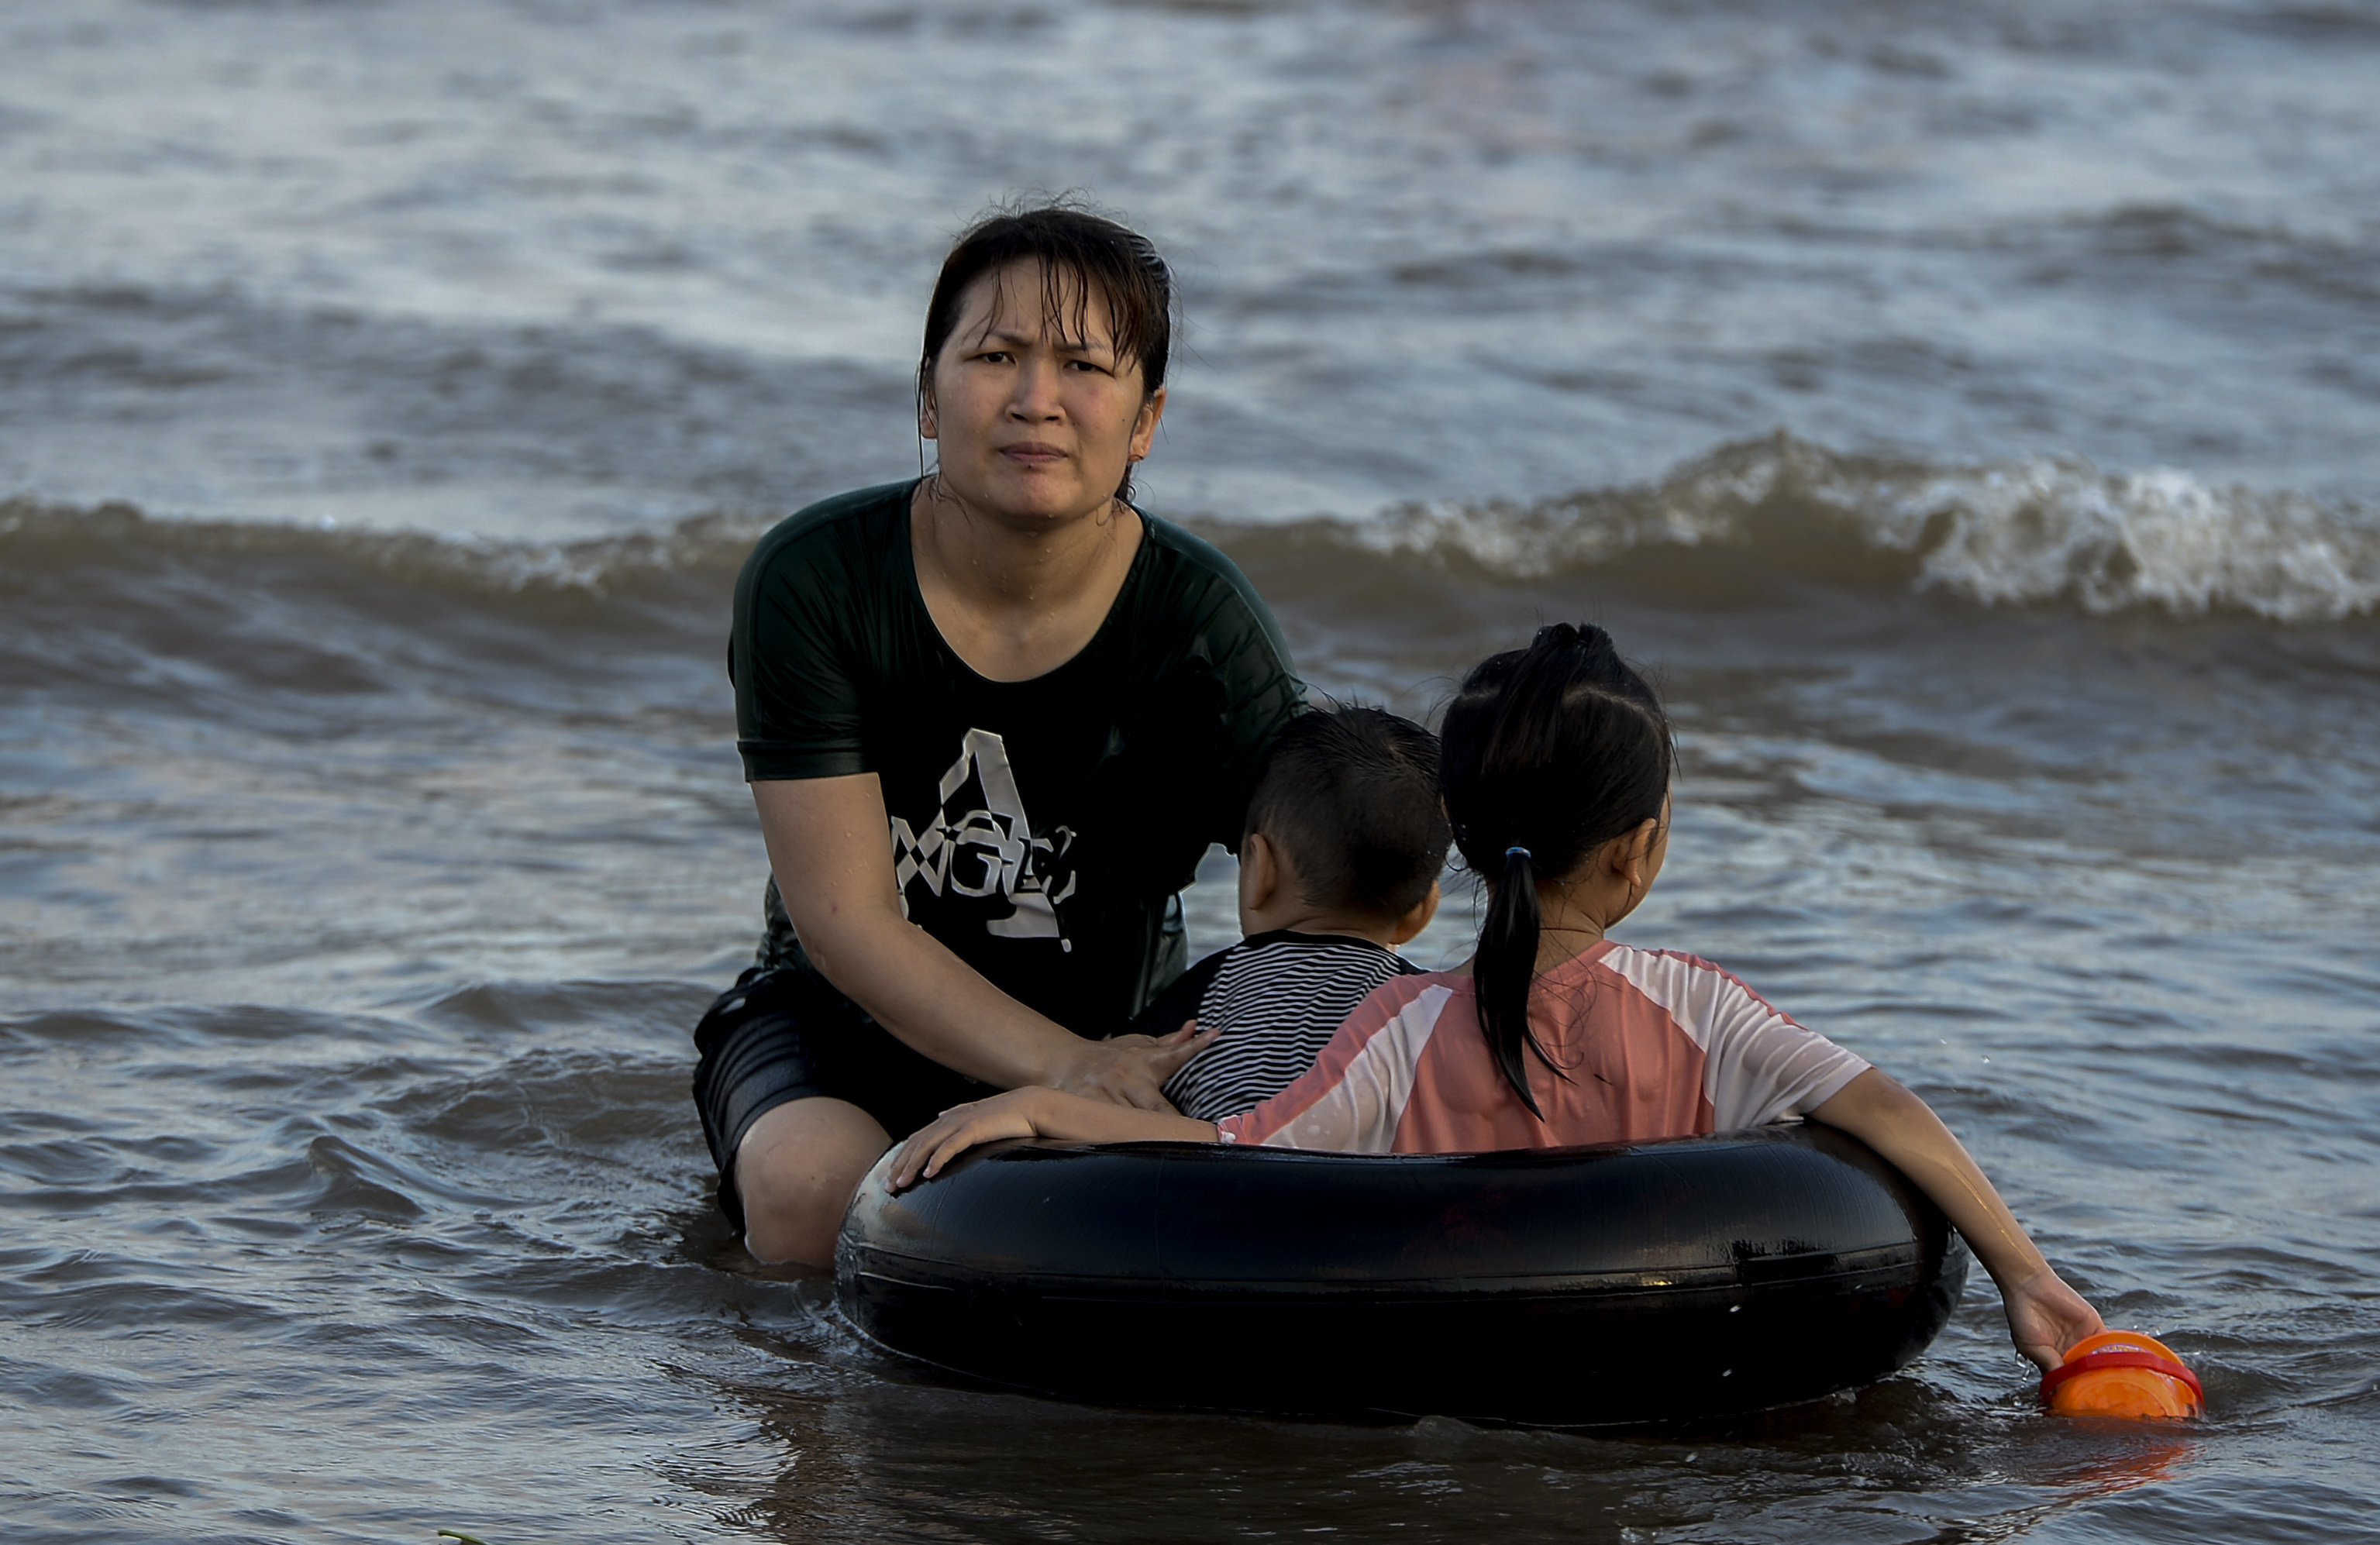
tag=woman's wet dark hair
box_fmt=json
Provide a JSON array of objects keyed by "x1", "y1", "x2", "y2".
[
  {"x1": 1440, "y1": 624, "x2": 1675, "y2": 1116},
  {"x1": 919, "y1": 199, "x2": 1174, "y2": 501}
]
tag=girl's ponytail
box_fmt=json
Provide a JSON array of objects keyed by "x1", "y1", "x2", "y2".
[
  {"x1": 1476, "y1": 844, "x2": 1548, "y2": 1117},
  {"x1": 1442, "y1": 624, "x2": 1673, "y2": 1117}
]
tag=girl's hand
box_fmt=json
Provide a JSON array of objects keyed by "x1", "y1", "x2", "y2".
[
  {"x1": 1049, "y1": 1021, "x2": 1212, "y2": 1110},
  {"x1": 2001, "y1": 1263, "x2": 2105, "y2": 1371},
  {"x1": 887, "y1": 1070, "x2": 1225, "y2": 1192},
  {"x1": 890, "y1": 1089, "x2": 1052, "y2": 1190},
  {"x1": 1806, "y1": 1072, "x2": 2108, "y2": 1374}
]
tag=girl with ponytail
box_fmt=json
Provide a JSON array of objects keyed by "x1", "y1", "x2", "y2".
[
  {"x1": 1441, "y1": 622, "x2": 1675, "y2": 1119},
  {"x1": 892, "y1": 623, "x2": 2106, "y2": 1371}
]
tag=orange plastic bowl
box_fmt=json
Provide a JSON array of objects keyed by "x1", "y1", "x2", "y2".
[{"x1": 2041, "y1": 1330, "x2": 2203, "y2": 1419}]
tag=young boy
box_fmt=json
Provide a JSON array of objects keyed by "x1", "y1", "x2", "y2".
[{"x1": 1128, "y1": 705, "x2": 1449, "y2": 1121}]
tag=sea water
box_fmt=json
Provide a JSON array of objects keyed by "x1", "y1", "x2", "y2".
[{"x1": 2, "y1": 2, "x2": 2376, "y2": 1540}]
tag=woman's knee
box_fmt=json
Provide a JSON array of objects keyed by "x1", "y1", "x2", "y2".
[{"x1": 734, "y1": 1098, "x2": 891, "y2": 1266}]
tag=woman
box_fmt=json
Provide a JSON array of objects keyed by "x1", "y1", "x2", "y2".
[{"x1": 692, "y1": 205, "x2": 1307, "y2": 1265}]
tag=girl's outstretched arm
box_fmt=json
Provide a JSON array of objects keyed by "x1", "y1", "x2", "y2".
[
  {"x1": 1808, "y1": 1068, "x2": 2103, "y2": 1371},
  {"x1": 889, "y1": 1085, "x2": 1220, "y2": 1191}
]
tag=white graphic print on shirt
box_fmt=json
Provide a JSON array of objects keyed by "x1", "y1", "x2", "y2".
[{"x1": 888, "y1": 728, "x2": 1077, "y2": 946}]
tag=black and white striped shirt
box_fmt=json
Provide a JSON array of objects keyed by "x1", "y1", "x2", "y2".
[{"x1": 1129, "y1": 931, "x2": 1424, "y2": 1123}]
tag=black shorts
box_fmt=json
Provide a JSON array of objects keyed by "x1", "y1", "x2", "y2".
[{"x1": 690, "y1": 967, "x2": 995, "y2": 1233}]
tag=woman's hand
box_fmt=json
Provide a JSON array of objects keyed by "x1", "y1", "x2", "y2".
[
  {"x1": 756, "y1": 777, "x2": 1202, "y2": 1093},
  {"x1": 1049, "y1": 1021, "x2": 1214, "y2": 1110},
  {"x1": 2001, "y1": 1263, "x2": 2105, "y2": 1372}
]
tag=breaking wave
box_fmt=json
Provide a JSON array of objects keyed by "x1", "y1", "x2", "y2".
[
  {"x1": 5, "y1": 435, "x2": 2375, "y2": 631},
  {"x1": 1329, "y1": 435, "x2": 2380, "y2": 624},
  {"x1": 0, "y1": 497, "x2": 770, "y2": 603}
]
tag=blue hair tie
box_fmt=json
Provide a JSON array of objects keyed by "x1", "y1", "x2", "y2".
[{"x1": 1506, "y1": 846, "x2": 1531, "y2": 861}]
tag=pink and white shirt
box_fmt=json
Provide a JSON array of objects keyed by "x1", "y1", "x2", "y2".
[{"x1": 1214, "y1": 939, "x2": 1869, "y2": 1153}]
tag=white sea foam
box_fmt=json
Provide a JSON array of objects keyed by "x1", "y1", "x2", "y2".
[
  {"x1": 1872, "y1": 459, "x2": 2380, "y2": 621},
  {"x1": 14, "y1": 436, "x2": 2376, "y2": 625},
  {"x1": 1356, "y1": 436, "x2": 2380, "y2": 623}
]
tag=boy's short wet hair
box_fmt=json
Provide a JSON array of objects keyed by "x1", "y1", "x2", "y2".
[{"x1": 1244, "y1": 706, "x2": 1452, "y2": 919}]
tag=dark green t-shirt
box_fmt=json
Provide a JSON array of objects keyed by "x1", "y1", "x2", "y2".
[{"x1": 731, "y1": 480, "x2": 1306, "y2": 1036}]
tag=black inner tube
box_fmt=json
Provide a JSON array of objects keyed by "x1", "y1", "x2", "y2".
[{"x1": 837, "y1": 1123, "x2": 1968, "y2": 1425}]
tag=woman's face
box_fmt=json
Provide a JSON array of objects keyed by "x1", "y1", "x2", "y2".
[{"x1": 921, "y1": 260, "x2": 1165, "y2": 528}]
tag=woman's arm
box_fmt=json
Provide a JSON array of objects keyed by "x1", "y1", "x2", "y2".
[
  {"x1": 755, "y1": 775, "x2": 1203, "y2": 1106},
  {"x1": 889, "y1": 1086, "x2": 1219, "y2": 1189},
  {"x1": 1808, "y1": 1068, "x2": 2103, "y2": 1371}
]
